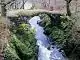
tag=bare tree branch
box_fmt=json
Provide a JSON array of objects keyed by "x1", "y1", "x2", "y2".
[
  {"x1": 65, "y1": 0, "x2": 72, "y2": 3},
  {"x1": 20, "y1": 0, "x2": 28, "y2": 9},
  {"x1": 0, "y1": 2, "x2": 6, "y2": 5},
  {"x1": 0, "y1": 0, "x2": 15, "y2": 5},
  {"x1": 6, "y1": 0, "x2": 16, "y2": 5}
]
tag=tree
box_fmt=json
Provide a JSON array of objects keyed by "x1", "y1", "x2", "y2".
[
  {"x1": 0, "y1": 0, "x2": 6, "y2": 16},
  {"x1": 65, "y1": 0, "x2": 72, "y2": 16},
  {"x1": 0, "y1": 0, "x2": 15, "y2": 16},
  {"x1": 75, "y1": 0, "x2": 78, "y2": 13},
  {"x1": 48, "y1": 0, "x2": 50, "y2": 9},
  {"x1": 22, "y1": 0, "x2": 24, "y2": 9},
  {"x1": 20, "y1": 0, "x2": 28, "y2": 9}
]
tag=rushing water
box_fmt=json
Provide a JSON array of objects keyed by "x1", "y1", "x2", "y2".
[{"x1": 29, "y1": 16, "x2": 67, "y2": 60}]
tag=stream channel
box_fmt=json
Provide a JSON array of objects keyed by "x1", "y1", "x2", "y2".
[{"x1": 29, "y1": 16, "x2": 67, "y2": 60}]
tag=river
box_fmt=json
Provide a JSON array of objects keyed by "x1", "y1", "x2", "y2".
[{"x1": 29, "y1": 16, "x2": 67, "y2": 60}]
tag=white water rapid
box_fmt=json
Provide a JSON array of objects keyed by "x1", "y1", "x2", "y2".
[{"x1": 29, "y1": 16, "x2": 67, "y2": 60}]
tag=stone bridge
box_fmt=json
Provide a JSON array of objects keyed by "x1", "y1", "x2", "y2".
[{"x1": 7, "y1": 9, "x2": 65, "y2": 17}]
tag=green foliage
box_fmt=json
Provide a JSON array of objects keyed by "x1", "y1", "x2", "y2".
[
  {"x1": 39, "y1": 13, "x2": 51, "y2": 27},
  {"x1": 17, "y1": 23, "x2": 30, "y2": 34},
  {"x1": 39, "y1": 14, "x2": 73, "y2": 45},
  {"x1": 39, "y1": 14, "x2": 79, "y2": 58},
  {"x1": 50, "y1": 27, "x2": 65, "y2": 44},
  {"x1": 4, "y1": 41, "x2": 21, "y2": 60},
  {"x1": 4, "y1": 23, "x2": 37, "y2": 60}
]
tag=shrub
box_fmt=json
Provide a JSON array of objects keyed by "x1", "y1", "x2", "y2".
[
  {"x1": 39, "y1": 14, "x2": 73, "y2": 46},
  {"x1": 4, "y1": 23, "x2": 37, "y2": 60}
]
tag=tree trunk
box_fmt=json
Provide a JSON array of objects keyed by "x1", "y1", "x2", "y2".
[
  {"x1": 14, "y1": 1, "x2": 17, "y2": 9},
  {"x1": 1, "y1": 0, "x2": 6, "y2": 16},
  {"x1": 66, "y1": 2, "x2": 71, "y2": 16},
  {"x1": 75, "y1": 0, "x2": 78, "y2": 13},
  {"x1": 22, "y1": 0, "x2": 24, "y2": 9}
]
